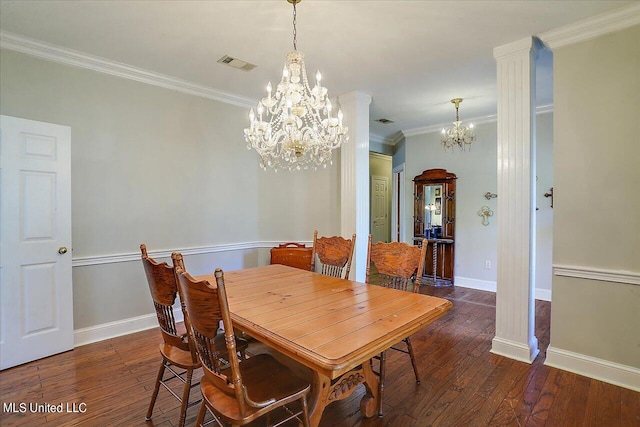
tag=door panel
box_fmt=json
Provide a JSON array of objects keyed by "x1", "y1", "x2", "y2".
[
  {"x1": 371, "y1": 176, "x2": 390, "y2": 243},
  {"x1": 1, "y1": 115, "x2": 72, "y2": 370}
]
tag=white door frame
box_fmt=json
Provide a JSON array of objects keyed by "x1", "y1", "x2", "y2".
[{"x1": 392, "y1": 163, "x2": 406, "y2": 242}]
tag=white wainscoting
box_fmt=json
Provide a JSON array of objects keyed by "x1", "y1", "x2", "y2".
[
  {"x1": 74, "y1": 252, "x2": 639, "y2": 372},
  {"x1": 72, "y1": 240, "x2": 312, "y2": 346}
]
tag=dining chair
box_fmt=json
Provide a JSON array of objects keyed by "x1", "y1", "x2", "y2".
[
  {"x1": 141, "y1": 245, "x2": 248, "y2": 426},
  {"x1": 310, "y1": 230, "x2": 356, "y2": 278},
  {"x1": 171, "y1": 252, "x2": 249, "y2": 361},
  {"x1": 365, "y1": 236, "x2": 427, "y2": 417},
  {"x1": 141, "y1": 244, "x2": 201, "y2": 427},
  {"x1": 175, "y1": 267, "x2": 311, "y2": 427}
]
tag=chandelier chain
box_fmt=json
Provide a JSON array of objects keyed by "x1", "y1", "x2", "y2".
[{"x1": 292, "y1": 1, "x2": 297, "y2": 51}]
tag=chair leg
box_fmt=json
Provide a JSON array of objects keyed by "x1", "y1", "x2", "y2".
[
  {"x1": 378, "y1": 351, "x2": 387, "y2": 417},
  {"x1": 405, "y1": 337, "x2": 421, "y2": 384},
  {"x1": 195, "y1": 402, "x2": 207, "y2": 427},
  {"x1": 300, "y1": 396, "x2": 310, "y2": 426},
  {"x1": 146, "y1": 359, "x2": 167, "y2": 421},
  {"x1": 178, "y1": 367, "x2": 194, "y2": 427}
]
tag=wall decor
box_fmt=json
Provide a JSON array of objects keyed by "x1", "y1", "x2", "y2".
[
  {"x1": 484, "y1": 192, "x2": 497, "y2": 200},
  {"x1": 478, "y1": 206, "x2": 494, "y2": 226}
]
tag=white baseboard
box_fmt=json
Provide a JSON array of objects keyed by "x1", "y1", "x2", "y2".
[
  {"x1": 545, "y1": 346, "x2": 640, "y2": 392},
  {"x1": 455, "y1": 276, "x2": 551, "y2": 301},
  {"x1": 491, "y1": 336, "x2": 540, "y2": 364},
  {"x1": 74, "y1": 308, "x2": 183, "y2": 347},
  {"x1": 535, "y1": 288, "x2": 552, "y2": 301},
  {"x1": 455, "y1": 276, "x2": 496, "y2": 292}
]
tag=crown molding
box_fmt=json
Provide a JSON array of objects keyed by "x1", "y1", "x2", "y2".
[
  {"x1": 401, "y1": 104, "x2": 554, "y2": 139},
  {"x1": 370, "y1": 130, "x2": 405, "y2": 147},
  {"x1": 0, "y1": 31, "x2": 257, "y2": 109},
  {"x1": 369, "y1": 133, "x2": 385, "y2": 144},
  {"x1": 388, "y1": 131, "x2": 405, "y2": 146},
  {"x1": 402, "y1": 112, "x2": 497, "y2": 138},
  {"x1": 538, "y1": 3, "x2": 640, "y2": 50}
]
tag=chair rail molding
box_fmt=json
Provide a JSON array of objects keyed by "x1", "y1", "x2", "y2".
[
  {"x1": 72, "y1": 241, "x2": 313, "y2": 267},
  {"x1": 553, "y1": 265, "x2": 640, "y2": 286}
]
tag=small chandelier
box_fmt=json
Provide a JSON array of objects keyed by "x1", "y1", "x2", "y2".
[
  {"x1": 441, "y1": 98, "x2": 475, "y2": 151},
  {"x1": 244, "y1": 0, "x2": 348, "y2": 172}
]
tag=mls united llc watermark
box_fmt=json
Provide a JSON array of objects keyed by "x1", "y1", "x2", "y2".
[{"x1": 3, "y1": 402, "x2": 87, "y2": 414}]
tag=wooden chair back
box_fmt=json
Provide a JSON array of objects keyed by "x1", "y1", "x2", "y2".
[
  {"x1": 141, "y1": 244, "x2": 193, "y2": 358},
  {"x1": 170, "y1": 252, "x2": 198, "y2": 352},
  {"x1": 365, "y1": 236, "x2": 427, "y2": 292},
  {"x1": 311, "y1": 230, "x2": 356, "y2": 279},
  {"x1": 176, "y1": 267, "x2": 258, "y2": 417}
]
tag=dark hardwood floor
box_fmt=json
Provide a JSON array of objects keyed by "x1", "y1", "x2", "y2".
[{"x1": 1, "y1": 287, "x2": 638, "y2": 426}]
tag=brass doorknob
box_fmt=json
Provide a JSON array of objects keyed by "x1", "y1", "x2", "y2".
[{"x1": 58, "y1": 247, "x2": 68, "y2": 255}]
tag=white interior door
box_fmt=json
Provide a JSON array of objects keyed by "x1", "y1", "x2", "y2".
[
  {"x1": 0, "y1": 115, "x2": 73, "y2": 370},
  {"x1": 371, "y1": 175, "x2": 390, "y2": 243}
]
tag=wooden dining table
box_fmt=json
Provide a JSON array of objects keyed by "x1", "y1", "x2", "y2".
[{"x1": 196, "y1": 264, "x2": 452, "y2": 426}]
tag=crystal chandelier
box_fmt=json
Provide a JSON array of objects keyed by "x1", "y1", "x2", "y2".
[
  {"x1": 441, "y1": 98, "x2": 475, "y2": 151},
  {"x1": 244, "y1": 0, "x2": 348, "y2": 172}
]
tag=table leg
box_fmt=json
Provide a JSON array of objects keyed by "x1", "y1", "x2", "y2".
[
  {"x1": 360, "y1": 358, "x2": 380, "y2": 417},
  {"x1": 308, "y1": 373, "x2": 330, "y2": 427},
  {"x1": 308, "y1": 362, "x2": 380, "y2": 426}
]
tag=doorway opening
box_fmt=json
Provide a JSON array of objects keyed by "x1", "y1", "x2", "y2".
[{"x1": 369, "y1": 152, "x2": 392, "y2": 243}]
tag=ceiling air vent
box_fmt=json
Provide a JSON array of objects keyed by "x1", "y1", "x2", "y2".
[
  {"x1": 375, "y1": 118, "x2": 394, "y2": 124},
  {"x1": 217, "y1": 55, "x2": 257, "y2": 72}
]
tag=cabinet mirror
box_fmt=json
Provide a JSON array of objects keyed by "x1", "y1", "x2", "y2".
[
  {"x1": 413, "y1": 169, "x2": 457, "y2": 286},
  {"x1": 423, "y1": 184, "x2": 444, "y2": 238}
]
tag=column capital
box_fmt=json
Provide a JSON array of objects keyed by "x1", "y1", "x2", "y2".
[
  {"x1": 493, "y1": 36, "x2": 538, "y2": 60},
  {"x1": 338, "y1": 91, "x2": 372, "y2": 107}
]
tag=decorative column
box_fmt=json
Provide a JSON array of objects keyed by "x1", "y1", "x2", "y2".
[
  {"x1": 338, "y1": 91, "x2": 372, "y2": 281},
  {"x1": 491, "y1": 37, "x2": 539, "y2": 363}
]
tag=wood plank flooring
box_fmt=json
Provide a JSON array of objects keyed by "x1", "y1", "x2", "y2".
[{"x1": 1, "y1": 287, "x2": 638, "y2": 426}]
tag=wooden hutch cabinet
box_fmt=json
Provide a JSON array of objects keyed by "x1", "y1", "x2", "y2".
[{"x1": 413, "y1": 169, "x2": 457, "y2": 286}]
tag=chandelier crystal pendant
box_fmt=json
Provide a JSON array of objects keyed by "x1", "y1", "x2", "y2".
[
  {"x1": 441, "y1": 98, "x2": 475, "y2": 151},
  {"x1": 244, "y1": 0, "x2": 348, "y2": 172}
]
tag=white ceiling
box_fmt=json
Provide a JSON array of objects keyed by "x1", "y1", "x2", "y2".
[{"x1": 0, "y1": 0, "x2": 635, "y2": 143}]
